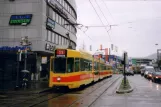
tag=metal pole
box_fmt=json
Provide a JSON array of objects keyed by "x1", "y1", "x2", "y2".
[
  {"x1": 15, "y1": 52, "x2": 20, "y2": 88},
  {"x1": 24, "y1": 49, "x2": 27, "y2": 70},
  {"x1": 124, "y1": 52, "x2": 126, "y2": 86}
]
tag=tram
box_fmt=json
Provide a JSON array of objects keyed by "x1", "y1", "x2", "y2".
[{"x1": 49, "y1": 49, "x2": 113, "y2": 89}]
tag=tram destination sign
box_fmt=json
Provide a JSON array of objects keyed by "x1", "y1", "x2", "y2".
[
  {"x1": 55, "y1": 49, "x2": 67, "y2": 57},
  {"x1": 9, "y1": 14, "x2": 33, "y2": 25}
]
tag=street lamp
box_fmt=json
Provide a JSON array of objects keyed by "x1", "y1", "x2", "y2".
[{"x1": 15, "y1": 36, "x2": 32, "y2": 89}]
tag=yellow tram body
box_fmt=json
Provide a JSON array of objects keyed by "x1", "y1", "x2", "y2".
[{"x1": 49, "y1": 49, "x2": 113, "y2": 89}]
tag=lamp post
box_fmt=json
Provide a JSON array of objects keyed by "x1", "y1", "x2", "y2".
[
  {"x1": 15, "y1": 49, "x2": 22, "y2": 89},
  {"x1": 20, "y1": 36, "x2": 32, "y2": 71}
]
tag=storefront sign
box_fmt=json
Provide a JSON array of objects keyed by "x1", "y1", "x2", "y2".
[
  {"x1": 46, "y1": 18, "x2": 55, "y2": 29},
  {"x1": 9, "y1": 14, "x2": 32, "y2": 25},
  {"x1": 45, "y1": 43, "x2": 55, "y2": 51},
  {"x1": 0, "y1": 46, "x2": 31, "y2": 51}
]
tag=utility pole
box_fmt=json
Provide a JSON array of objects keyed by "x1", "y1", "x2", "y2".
[
  {"x1": 124, "y1": 52, "x2": 126, "y2": 86},
  {"x1": 122, "y1": 52, "x2": 127, "y2": 86}
]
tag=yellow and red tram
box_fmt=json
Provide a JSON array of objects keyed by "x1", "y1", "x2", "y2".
[{"x1": 49, "y1": 49, "x2": 113, "y2": 89}]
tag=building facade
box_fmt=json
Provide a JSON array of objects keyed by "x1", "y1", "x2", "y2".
[
  {"x1": 131, "y1": 58, "x2": 152, "y2": 66},
  {"x1": 0, "y1": 0, "x2": 77, "y2": 90}
]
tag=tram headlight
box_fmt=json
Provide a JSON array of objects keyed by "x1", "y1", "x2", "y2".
[
  {"x1": 57, "y1": 77, "x2": 61, "y2": 81},
  {"x1": 156, "y1": 77, "x2": 158, "y2": 79}
]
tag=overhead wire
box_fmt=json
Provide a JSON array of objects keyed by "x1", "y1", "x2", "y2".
[
  {"x1": 94, "y1": 0, "x2": 110, "y2": 25},
  {"x1": 88, "y1": 0, "x2": 112, "y2": 42},
  {"x1": 100, "y1": 0, "x2": 115, "y2": 23},
  {"x1": 77, "y1": 27, "x2": 93, "y2": 41}
]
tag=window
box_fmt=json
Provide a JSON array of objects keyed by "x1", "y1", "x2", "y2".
[
  {"x1": 61, "y1": 18, "x2": 64, "y2": 26},
  {"x1": 80, "y1": 59, "x2": 90, "y2": 71},
  {"x1": 49, "y1": 8, "x2": 53, "y2": 18},
  {"x1": 52, "y1": 11, "x2": 55, "y2": 21},
  {"x1": 58, "y1": 15, "x2": 61, "y2": 24},
  {"x1": 54, "y1": 58, "x2": 66, "y2": 73},
  {"x1": 66, "y1": 39, "x2": 69, "y2": 45},
  {"x1": 55, "y1": 34, "x2": 58, "y2": 44},
  {"x1": 59, "y1": 36, "x2": 62, "y2": 45},
  {"x1": 67, "y1": 58, "x2": 74, "y2": 73},
  {"x1": 62, "y1": 37, "x2": 64, "y2": 45},
  {"x1": 58, "y1": 0, "x2": 61, "y2": 4},
  {"x1": 64, "y1": 1, "x2": 67, "y2": 9},
  {"x1": 89, "y1": 61, "x2": 92, "y2": 71},
  {"x1": 46, "y1": 5, "x2": 49, "y2": 16},
  {"x1": 64, "y1": 37, "x2": 66, "y2": 45},
  {"x1": 94, "y1": 62, "x2": 98, "y2": 70},
  {"x1": 80, "y1": 59, "x2": 85, "y2": 71},
  {"x1": 62, "y1": 0, "x2": 64, "y2": 7},
  {"x1": 46, "y1": 30, "x2": 48, "y2": 40},
  {"x1": 75, "y1": 58, "x2": 80, "y2": 72},
  {"x1": 69, "y1": 7, "x2": 72, "y2": 14},
  {"x1": 52, "y1": 33, "x2": 55, "y2": 43},
  {"x1": 69, "y1": 25, "x2": 71, "y2": 32},
  {"x1": 56, "y1": 13, "x2": 59, "y2": 23},
  {"x1": 47, "y1": 31, "x2": 51, "y2": 41}
]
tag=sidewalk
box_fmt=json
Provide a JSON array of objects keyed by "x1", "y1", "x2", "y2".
[{"x1": 0, "y1": 81, "x2": 51, "y2": 95}]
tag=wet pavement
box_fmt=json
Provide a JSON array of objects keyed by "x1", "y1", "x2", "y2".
[
  {"x1": 91, "y1": 75, "x2": 161, "y2": 107},
  {"x1": 0, "y1": 75, "x2": 120, "y2": 107},
  {"x1": 3, "y1": 75, "x2": 161, "y2": 107}
]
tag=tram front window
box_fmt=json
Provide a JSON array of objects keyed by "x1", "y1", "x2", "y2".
[
  {"x1": 54, "y1": 58, "x2": 66, "y2": 73},
  {"x1": 67, "y1": 58, "x2": 74, "y2": 73}
]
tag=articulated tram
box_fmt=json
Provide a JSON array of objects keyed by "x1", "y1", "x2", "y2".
[{"x1": 49, "y1": 49, "x2": 113, "y2": 89}]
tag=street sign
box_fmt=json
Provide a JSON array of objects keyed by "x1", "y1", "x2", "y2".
[{"x1": 41, "y1": 57, "x2": 47, "y2": 64}]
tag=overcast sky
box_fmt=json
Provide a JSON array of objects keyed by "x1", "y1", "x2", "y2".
[{"x1": 75, "y1": 0, "x2": 161, "y2": 58}]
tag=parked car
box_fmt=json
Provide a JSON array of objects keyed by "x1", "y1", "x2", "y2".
[{"x1": 152, "y1": 71, "x2": 161, "y2": 83}]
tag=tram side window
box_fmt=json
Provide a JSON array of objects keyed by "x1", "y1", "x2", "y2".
[
  {"x1": 104, "y1": 65, "x2": 106, "y2": 70},
  {"x1": 80, "y1": 59, "x2": 90, "y2": 71},
  {"x1": 67, "y1": 58, "x2": 74, "y2": 73},
  {"x1": 89, "y1": 61, "x2": 92, "y2": 71},
  {"x1": 94, "y1": 62, "x2": 98, "y2": 71},
  {"x1": 75, "y1": 58, "x2": 80, "y2": 72},
  {"x1": 84, "y1": 60, "x2": 90, "y2": 71},
  {"x1": 80, "y1": 59, "x2": 85, "y2": 71}
]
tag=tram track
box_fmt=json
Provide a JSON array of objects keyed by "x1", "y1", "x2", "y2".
[
  {"x1": 68, "y1": 75, "x2": 121, "y2": 107},
  {"x1": 8, "y1": 75, "x2": 121, "y2": 107},
  {"x1": 29, "y1": 77, "x2": 114, "y2": 107},
  {"x1": 8, "y1": 91, "x2": 65, "y2": 107},
  {"x1": 88, "y1": 76, "x2": 121, "y2": 107},
  {"x1": 31, "y1": 75, "x2": 121, "y2": 107}
]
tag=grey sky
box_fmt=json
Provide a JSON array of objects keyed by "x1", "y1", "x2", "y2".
[{"x1": 75, "y1": 0, "x2": 161, "y2": 57}]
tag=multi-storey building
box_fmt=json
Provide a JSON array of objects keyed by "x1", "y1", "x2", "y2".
[{"x1": 0, "y1": 0, "x2": 77, "y2": 90}]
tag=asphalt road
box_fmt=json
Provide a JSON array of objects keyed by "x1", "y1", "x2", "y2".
[
  {"x1": 2, "y1": 75, "x2": 161, "y2": 107},
  {"x1": 91, "y1": 75, "x2": 161, "y2": 107}
]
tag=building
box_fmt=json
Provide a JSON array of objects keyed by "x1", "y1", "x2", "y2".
[
  {"x1": 0, "y1": 0, "x2": 77, "y2": 90},
  {"x1": 131, "y1": 58, "x2": 152, "y2": 66}
]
